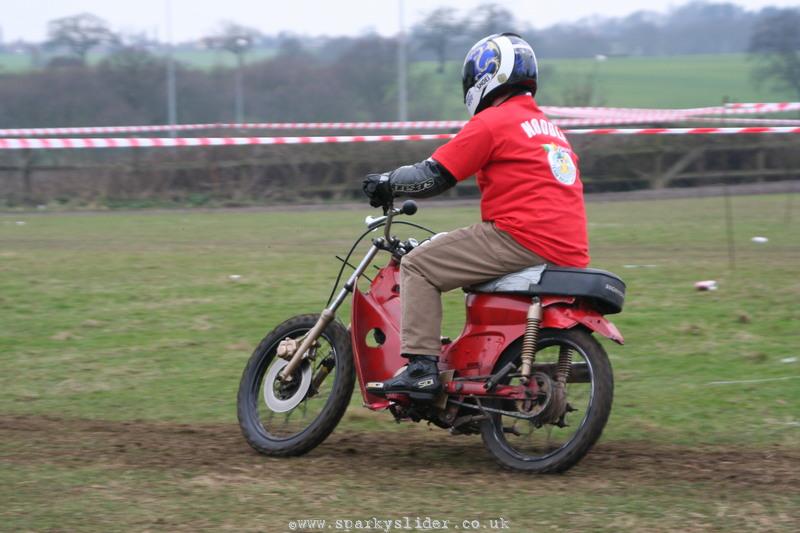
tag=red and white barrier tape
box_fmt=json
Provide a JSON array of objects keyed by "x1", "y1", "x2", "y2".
[
  {"x1": 217, "y1": 120, "x2": 466, "y2": 130},
  {"x1": 565, "y1": 126, "x2": 800, "y2": 135},
  {"x1": 0, "y1": 133, "x2": 457, "y2": 150},
  {"x1": 0, "y1": 123, "x2": 219, "y2": 136},
  {"x1": 551, "y1": 115, "x2": 797, "y2": 127},
  {"x1": 544, "y1": 105, "x2": 720, "y2": 118},
  {"x1": 692, "y1": 117, "x2": 800, "y2": 126},
  {"x1": 2, "y1": 102, "x2": 798, "y2": 137},
  {"x1": 0, "y1": 121, "x2": 466, "y2": 137},
  {"x1": 0, "y1": 127, "x2": 797, "y2": 150},
  {"x1": 725, "y1": 102, "x2": 800, "y2": 112}
]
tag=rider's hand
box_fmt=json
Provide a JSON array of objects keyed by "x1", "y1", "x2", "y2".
[{"x1": 362, "y1": 173, "x2": 393, "y2": 208}]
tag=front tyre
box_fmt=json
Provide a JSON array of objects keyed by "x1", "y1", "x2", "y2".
[
  {"x1": 480, "y1": 327, "x2": 613, "y2": 473},
  {"x1": 237, "y1": 314, "x2": 354, "y2": 456}
]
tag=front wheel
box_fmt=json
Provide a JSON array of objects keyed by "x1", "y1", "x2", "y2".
[
  {"x1": 237, "y1": 314, "x2": 354, "y2": 456},
  {"x1": 480, "y1": 327, "x2": 613, "y2": 473}
]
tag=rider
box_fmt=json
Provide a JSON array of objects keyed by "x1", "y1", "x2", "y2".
[{"x1": 362, "y1": 33, "x2": 589, "y2": 401}]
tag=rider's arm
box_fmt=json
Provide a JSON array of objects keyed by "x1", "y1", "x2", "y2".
[
  {"x1": 388, "y1": 116, "x2": 493, "y2": 199},
  {"x1": 388, "y1": 159, "x2": 456, "y2": 199},
  {"x1": 429, "y1": 116, "x2": 494, "y2": 180}
]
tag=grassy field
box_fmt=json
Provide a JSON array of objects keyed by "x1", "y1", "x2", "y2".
[
  {"x1": 1, "y1": 194, "x2": 799, "y2": 531},
  {"x1": 540, "y1": 54, "x2": 798, "y2": 108},
  {"x1": 410, "y1": 54, "x2": 799, "y2": 118},
  {"x1": 2, "y1": 50, "x2": 795, "y2": 112}
]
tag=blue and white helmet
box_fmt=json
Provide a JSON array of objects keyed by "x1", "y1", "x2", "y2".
[{"x1": 461, "y1": 33, "x2": 538, "y2": 116}]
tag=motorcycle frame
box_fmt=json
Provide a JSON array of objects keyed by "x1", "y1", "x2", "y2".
[
  {"x1": 350, "y1": 258, "x2": 624, "y2": 411},
  {"x1": 277, "y1": 204, "x2": 624, "y2": 411}
]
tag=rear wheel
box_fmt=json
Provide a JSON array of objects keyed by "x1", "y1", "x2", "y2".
[
  {"x1": 480, "y1": 327, "x2": 613, "y2": 473},
  {"x1": 237, "y1": 314, "x2": 354, "y2": 456}
]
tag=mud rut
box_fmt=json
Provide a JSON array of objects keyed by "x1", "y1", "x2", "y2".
[{"x1": 2, "y1": 415, "x2": 798, "y2": 490}]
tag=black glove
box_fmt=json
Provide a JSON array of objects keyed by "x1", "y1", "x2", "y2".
[{"x1": 362, "y1": 173, "x2": 393, "y2": 208}]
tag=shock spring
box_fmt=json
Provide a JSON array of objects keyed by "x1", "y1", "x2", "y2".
[
  {"x1": 519, "y1": 297, "x2": 542, "y2": 383},
  {"x1": 557, "y1": 346, "x2": 573, "y2": 384}
]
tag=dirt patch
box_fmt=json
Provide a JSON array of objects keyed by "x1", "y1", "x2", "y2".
[{"x1": 2, "y1": 414, "x2": 798, "y2": 490}]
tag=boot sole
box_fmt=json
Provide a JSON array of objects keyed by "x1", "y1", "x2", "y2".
[{"x1": 366, "y1": 387, "x2": 438, "y2": 402}]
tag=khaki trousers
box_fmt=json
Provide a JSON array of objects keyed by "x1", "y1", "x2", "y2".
[{"x1": 400, "y1": 221, "x2": 546, "y2": 356}]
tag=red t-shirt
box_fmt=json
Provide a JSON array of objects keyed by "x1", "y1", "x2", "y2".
[{"x1": 432, "y1": 95, "x2": 590, "y2": 267}]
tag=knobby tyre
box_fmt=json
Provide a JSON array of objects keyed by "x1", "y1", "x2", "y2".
[{"x1": 237, "y1": 314, "x2": 354, "y2": 456}]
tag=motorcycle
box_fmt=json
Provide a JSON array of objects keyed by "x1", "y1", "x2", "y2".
[{"x1": 237, "y1": 199, "x2": 626, "y2": 473}]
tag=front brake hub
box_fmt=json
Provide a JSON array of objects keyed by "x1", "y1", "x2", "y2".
[{"x1": 263, "y1": 358, "x2": 312, "y2": 412}]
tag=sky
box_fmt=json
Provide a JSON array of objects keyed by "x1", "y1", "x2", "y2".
[{"x1": 3, "y1": 0, "x2": 799, "y2": 43}]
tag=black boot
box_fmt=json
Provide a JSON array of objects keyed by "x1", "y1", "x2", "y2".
[{"x1": 366, "y1": 355, "x2": 442, "y2": 401}]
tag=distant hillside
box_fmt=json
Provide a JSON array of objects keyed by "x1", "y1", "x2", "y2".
[
  {"x1": 0, "y1": 51, "x2": 795, "y2": 128},
  {"x1": 408, "y1": 54, "x2": 798, "y2": 119}
]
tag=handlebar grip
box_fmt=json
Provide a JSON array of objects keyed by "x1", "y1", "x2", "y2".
[{"x1": 401, "y1": 200, "x2": 418, "y2": 216}]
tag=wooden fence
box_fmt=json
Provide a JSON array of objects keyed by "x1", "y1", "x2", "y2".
[{"x1": 0, "y1": 133, "x2": 797, "y2": 207}]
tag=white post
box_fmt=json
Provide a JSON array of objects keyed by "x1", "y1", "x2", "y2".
[
  {"x1": 165, "y1": 0, "x2": 177, "y2": 136},
  {"x1": 397, "y1": 0, "x2": 408, "y2": 122},
  {"x1": 234, "y1": 45, "x2": 246, "y2": 124}
]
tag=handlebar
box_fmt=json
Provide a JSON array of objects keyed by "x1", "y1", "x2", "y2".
[{"x1": 364, "y1": 199, "x2": 418, "y2": 233}]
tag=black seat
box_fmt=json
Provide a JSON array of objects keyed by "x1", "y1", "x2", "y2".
[{"x1": 465, "y1": 265, "x2": 626, "y2": 314}]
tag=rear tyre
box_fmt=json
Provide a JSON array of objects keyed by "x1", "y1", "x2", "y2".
[
  {"x1": 237, "y1": 314, "x2": 354, "y2": 456},
  {"x1": 480, "y1": 327, "x2": 613, "y2": 473}
]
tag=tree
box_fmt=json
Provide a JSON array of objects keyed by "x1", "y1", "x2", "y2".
[
  {"x1": 749, "y1": 8, "x2": 800, "y2": 99},
  {"x1": 97, "y1": 47, "x2": 169, "y2": 123},
  {"x1": 46, "y1": 13, "x2": 117, "y2": 64},
  {"x1": 413, "y1": 7, "x2": 460, "y2": 73},
  {"x1": 204, "y1": 22, "x2": 261, "y2": 122},
  {"x1": 469, "y1": 3, "x2": 518, "y2": 39}
]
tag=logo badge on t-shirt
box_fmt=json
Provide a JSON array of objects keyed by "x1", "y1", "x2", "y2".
[{"x1": 542, "y1": 144, "x2": 577, "y2": 185}]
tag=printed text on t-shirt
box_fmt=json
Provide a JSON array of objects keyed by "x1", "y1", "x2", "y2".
[{"x1": 519, "y1": 119, "x2": 567, "y2": 142}]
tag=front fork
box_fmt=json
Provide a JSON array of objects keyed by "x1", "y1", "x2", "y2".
[{"x1": 278, "y1": 243, "x2": 381, "y2": 382}]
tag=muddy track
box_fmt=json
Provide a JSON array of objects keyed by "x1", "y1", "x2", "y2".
[{"x1": 2, "y1": 415, "x2": 798, "y2": 490}]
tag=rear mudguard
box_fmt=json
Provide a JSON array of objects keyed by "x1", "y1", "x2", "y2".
[
  {"x1": 351, "y1": 264, "x2": 623, "y2": 410},
  {"x1": 441, "y1": 293, "x2": 624, "y2": 379}
]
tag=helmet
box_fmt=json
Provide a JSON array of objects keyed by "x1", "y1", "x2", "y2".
[{"x1": 461, "y1": 33, "x2": 538, "y2": 116}]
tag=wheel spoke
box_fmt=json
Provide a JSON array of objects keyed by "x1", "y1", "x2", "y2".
[
  {"x1": 255, "y1": 330, "x2": 341, "y2": 438},
  {"x1": 489, "y1": 337, "x2": 600, "y2": 464}
]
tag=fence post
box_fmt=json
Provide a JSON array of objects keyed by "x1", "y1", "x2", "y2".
[
  {"x1": 723, "y1": 184, "x2": 735, "y2": 270},
  {"x1": 20, "y1": 149, "x2": 35, "y2": 204}
]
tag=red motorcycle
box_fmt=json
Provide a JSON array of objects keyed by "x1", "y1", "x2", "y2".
[{"x1": 237, "y1": 200, "x2": 625, "y2": 473}]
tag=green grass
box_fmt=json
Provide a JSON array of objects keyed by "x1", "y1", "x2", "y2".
[
  {"x1": 2, "y1": 195, "x2": 798, "y2": 442},
  {"x1": 1, "y1": 194, "x2": 799, "y2": 530},
  {"x1": 541, "y1": 54, "x2": 798, "y2": 107},
  {"x1": 2, "y1": 50, "x2": 795, "y2": 110},
  {"x1": 410, "y1": 53, "x2": 800, "y2": 118}
]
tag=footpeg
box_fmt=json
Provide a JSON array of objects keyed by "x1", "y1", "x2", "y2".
[{"x1": 366, "y1": 381, "x2": 385, "y2": 391}]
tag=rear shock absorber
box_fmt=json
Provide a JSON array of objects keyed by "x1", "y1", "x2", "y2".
[
  {"x1": 557, "y1": 346, "x2": 573, "y2": 384},
  {"x1": 548, "y1": 344, "x2": 575, "y2": 425},
  {"x1": 519, "y1": 297, "x2": 542, "y2": 384}
]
